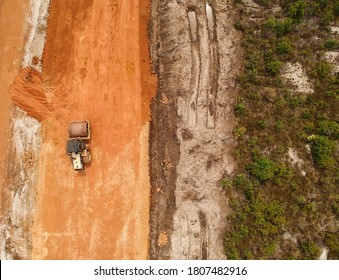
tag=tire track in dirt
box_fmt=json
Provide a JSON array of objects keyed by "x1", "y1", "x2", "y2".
[
  {"x1": 188, "y1": 9, "x2": 199, "y2": 128},
  {"x1": 206, "y1": 3, "x2": 218, "y2": 129},
  {"x1": 149, "y1": 0, "x2": 241, "y2": 260}
]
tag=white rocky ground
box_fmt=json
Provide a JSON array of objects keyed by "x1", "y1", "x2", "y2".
[
  {"x1": 324, "y1": 51, "x2": 339, "y2": 73},
  {"x1": 282, "y1": 62, "x2": 314, "y2": 94}
]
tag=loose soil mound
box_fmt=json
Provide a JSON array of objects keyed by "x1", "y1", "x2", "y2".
[{"x1": 10, "y1": 67, "x2": 49, "y2": 121}]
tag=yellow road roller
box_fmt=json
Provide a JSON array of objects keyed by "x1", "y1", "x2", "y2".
[{"x1": 66, "y1": 120, "x2": 91, "y2": 171}]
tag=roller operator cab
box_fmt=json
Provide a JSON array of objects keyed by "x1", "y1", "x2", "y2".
[{"x1": 66, "y1": 121, "x2": 91, "y2": 171}]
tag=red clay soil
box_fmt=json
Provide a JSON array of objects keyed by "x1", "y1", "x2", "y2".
[
  {"x1": 27, "y1": 0, "x2": 156, "y2": 259},
  {"x1": 0, "y1": 0, "x2": 30, "y2": 217},
  {"x1": 10, "y1": 67, "x2": 50, "y2": 122}
]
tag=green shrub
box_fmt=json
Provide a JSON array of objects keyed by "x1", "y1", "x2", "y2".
[
  {"x1": 257, "y1": 119, "x2": 268, "y2": 129},
  {"x1": 233, "y1": 174, "x2": 255, "y2": 200},
  {"x1": 303, "y1": 123, "x2": 314, "y2": 134},
  {"x1": 235, "y1": 102, "x2": 245, "y2": 116},
  {"x1": 289, "y1": 0, "x2": 306, "y2": 23},
  {"x1": 249, "y1": 157, "x2": 277, "y2": 181},
  {"x1": 326, "y1": 90, "x2": 337, "y2": 97},
  {"x1": 221, "y1": 179, "x2": 232, "y2": 189},
  {"x1": 254, "y1": 0, "x2": 271, "y2": 7},
  {"x1": 264, "y1": 17, "x2": 293, "y2": 37},
  {"x1": 300, "y1": 241, "x2": 320, "y2": 259},
  {"x1": 277, "y1": 18, "x2": 293, "y2": 37},
  {"x1": 234, "y1": 21, "x2": 245, "y2": 31},
  {"x1": 301, "y1": 108, "x2": 312, "y2": 119},
  {"x1": 224, "y1": 239, "x2": 240, "y2": 260},
  {"x1": 324, "y1": 233, "x2": 339, "y2": 259},
  {"x1": 324, "y1": 39, "x2": 339, "y2": 50},
  {"x1": 233, "y1": 174, "x2": 252, "y2": 189},
  {"x1": 264, "y1": 17, "x2": 277, "y2": 29},
  {"x1": 309, "y1": 135, "x2": 335, "y2": 168},
  {"x1": 266, "y1": 60, "x2": 282, "y2": 75},
  {"x1": 246, "y1": 136, "x2": 259, "y2": 147},
  {"x1": 243, "y1": 249, "x2": 254, "y2": 259},
  {"x1": 332, "y1": 202, "x2": 339, "y2": 217},
  {"x1": 234, "y1": 127, "x2": 247, "y2": 138},
  {"x1": 313, "y1": 62, "x2": 333, "y2": 79},
  {"x1": 233, "y1": 225, "x2": 249, "y2": 241},
  {"x1": 316, "y1": 100, "x2": 329, "y2": 110},
  {"x1": 320, "y1": 11, "x2": 334, "y2": 27},
  {"x1": 289, "y1": 96, "x2": 301, "y2": 108},
  {"x1": 317, "y1": 120, "x2": 339, "y2": 139},
  {"x1": 334, "y1": 1, "x2": 339, "y2": 16},
  {"x1": 251, "y1": 198, "x2": 286, "y2": 236},
  {"x1": 318, "y1": 0, "x2": 329, "y2": 10},
  {"x1": 264, "y1": 242, "x2": 276, "y2": 257},
  {"x1": 277, "y1": 39, "x2": 292, "y2": 54},
  {"x1": 275, "y1": 120, "x2": 283, "y2": 130}
]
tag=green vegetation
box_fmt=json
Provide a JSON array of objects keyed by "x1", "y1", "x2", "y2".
[
  {"x1": 309, "y1": 135, "x2": 335, "y2": 168},
  {"x1": 225, "y1": 0, "x2": 339, "y2": 259},
  {"x1": 317, "y1": 120, "x2": 339, "y2": 139},
  {"x1": 324, "y1": 39, "x2": 339, "y2": 50},
  {"x1": 300, "y1": 241, "x2": 320, "y2": 259},
  {"x1": 264, "y1": 17, "x2": 293, "y2": 36},
  {"x1": 289, "y1": 0, "x2": 306, "y2": 23},
  {"x1": 324, "y1": 232, "x2": 339, "y2": 259},
  {"x1": 277, "y1": 38, "x2": 292, "y2": 54},
  {"x1": 249, "y1": 157, "x2": 278, "y2": 181}
]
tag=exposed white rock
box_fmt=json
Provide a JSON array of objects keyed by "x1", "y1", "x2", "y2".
[
  {"x1": 282, "y1": 62, "x2": 314, "y2": 94},
  {"x1": 324, "y1": 51, "x2": 339, "y2": 73}
]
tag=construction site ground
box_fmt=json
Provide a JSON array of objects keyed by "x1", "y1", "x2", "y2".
[
  {"x1": 1, "y1": 0, "x2": 241, "y2": 260},
  {"x1": 1, "y1": 0, "x2": 156, "y2": 259}
]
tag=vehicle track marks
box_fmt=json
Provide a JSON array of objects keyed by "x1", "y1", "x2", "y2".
[
  {"x1": 150, "y1": 0, "x2": 241, "y2": 260},
  {"x1": 206, "y1": 3, "x2": 218, "y2": 129},
  {"x1": 187, "y1": 10, "x2": 199, "y2": 127}
]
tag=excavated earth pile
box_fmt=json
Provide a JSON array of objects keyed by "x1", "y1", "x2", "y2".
[
  {"x1": 10, "y1": 67, "x2": 51, "y2": 122},
  {"x1": 149, "y1": 0, "x2": 241, "y2": 260}
]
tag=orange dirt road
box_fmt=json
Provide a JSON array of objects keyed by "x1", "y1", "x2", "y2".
[
  {"x1": 0, "y1": 0, "x2": 29, "y2": 214},
  {"x1": 31, "y1": 0, "x2": 156, "y2": 259}
]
